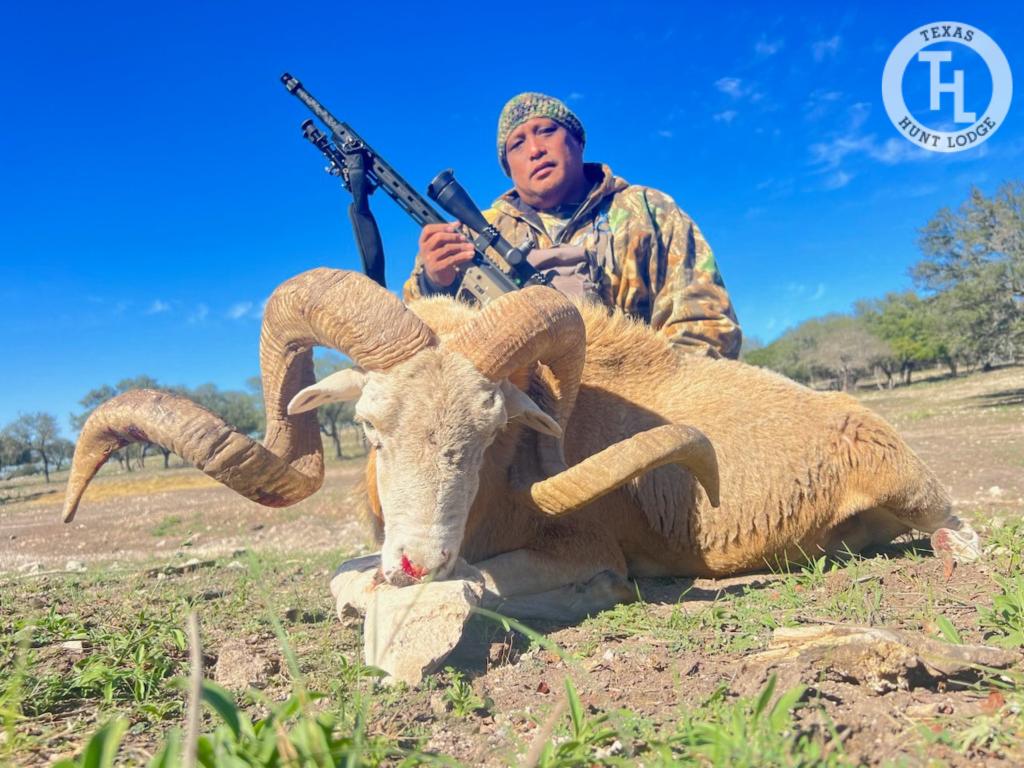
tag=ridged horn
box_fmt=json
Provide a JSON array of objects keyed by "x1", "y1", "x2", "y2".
[
  {"x1": 520, "y1": 424, "x2": 720, "y2": 516},
  {"x1": 444, "y1": 286, "x2": 585, "y2": 475},
  {"x1": 62, "y1": 269, "x2": 436, "y2": 522}
]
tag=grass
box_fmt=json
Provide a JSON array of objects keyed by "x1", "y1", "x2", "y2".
[{"x1": 2, "y1": 523, "x2": 1024, "y2": 766}]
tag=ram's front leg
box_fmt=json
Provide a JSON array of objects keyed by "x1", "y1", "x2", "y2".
[{"x1": 474, "y1": 523, "x2": 636, "y2": 622}]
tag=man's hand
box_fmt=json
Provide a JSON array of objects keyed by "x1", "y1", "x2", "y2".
[{"x1": 418, "y1": 223, "x2": 475, "y2": 288}]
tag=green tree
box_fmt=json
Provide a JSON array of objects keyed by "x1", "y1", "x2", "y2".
[
  {"x1": 746, "y1": 315, "x2": 891, "y2": 391},
  {"x1": 744, "y1": 333, "x2": 814, "y2": 383},
  {"x1": 856, "y1": 291, "x2": 944, "y2": 384},
  {"x1": 914, "y1": 181, "x2": 1024, "y2": 366},
  {"x1": 6, "y1": 412, "x2": 62, "y2": 482},
  {"x1": 0, "y1": 430, "x2": 27, "y2": 474}
]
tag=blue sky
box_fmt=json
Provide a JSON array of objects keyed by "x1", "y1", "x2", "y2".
[{"x1": 1, "y1": 2, "x2": 1021, "y2": 433}]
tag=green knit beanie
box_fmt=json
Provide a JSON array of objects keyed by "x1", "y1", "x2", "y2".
[{"x1": 497, "y1": 92, "x2": 585, "y2": 175}]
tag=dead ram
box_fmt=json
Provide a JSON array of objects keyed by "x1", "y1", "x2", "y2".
[{"x1": 64, "y1": 268, "x2": 980, "y2": 619}]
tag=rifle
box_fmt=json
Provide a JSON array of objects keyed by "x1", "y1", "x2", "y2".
[{"x1": 280, "y1": 73, "x2": 547, "y2": 304}]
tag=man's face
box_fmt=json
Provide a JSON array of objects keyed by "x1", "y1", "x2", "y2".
[{"x1": 505, "y1": 117, "x2": 586, "y2": 210}]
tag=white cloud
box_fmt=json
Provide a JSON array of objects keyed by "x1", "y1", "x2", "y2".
[
  {"x1": 146, "y1": 299, "x2": 170, "y2": 315},
  {"x1": 808, "y1": 129, "x2": 937, "y2": 172},
  {"x1": 785, "y1": 282, "x2": 828, "y2": 299},
  {"x1": 713, "y1": 110, "x2": 738, "y2": 124},
  {"x1": 656, "y1": 129, "x2": 674, "y2": 139},
  {"x1": 847, "y1": 101, "x2": 871, "y2": 131},
  {"x1": 714, "y1": 76, "x2": 766, "y2": 105},
  {"x1": 824, "y1": 170, "x2": 852, "y2": 190},
  {"x1": 715, "y1": 77, "x2": 746, "y2": 98},
  {"x1": 227, "y1": 301, "x2": 254, "y2": 320},
  {"x1": 188, "y1": 304, "x2": 209, "y2": 324},
  {"x1": 568, "y1": 91, "x2": 584, "y2": 101},
  {"x1": 755, "y1": 36, "x2": 784, "y2": 57},
  {"x1": 803, "y1": 89, "x2": 844, "y2": 121},
  {"x1": 812, "y1": 35, "x2": 842, "y2": 62}
]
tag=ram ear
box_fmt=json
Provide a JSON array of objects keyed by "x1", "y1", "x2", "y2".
[
  {"x1": 500, "y1": 380, "x2": 562, "y2": 438},
  {"x1": 287, "y1": 368, "x2": 367, "y2": 415}
]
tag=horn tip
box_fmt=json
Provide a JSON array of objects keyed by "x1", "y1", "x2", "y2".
[{"x1": 62, "y1": 502, "x2": 78, "y2": 523}]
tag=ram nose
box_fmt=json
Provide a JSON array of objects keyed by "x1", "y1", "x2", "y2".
[{"x1": 384, "y1": 550, "x2": 454, "y2": 586}]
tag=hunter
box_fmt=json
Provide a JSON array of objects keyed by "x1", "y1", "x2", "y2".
[{"x1": 404, "y1": 92, "x2": 742, "y2": 359}]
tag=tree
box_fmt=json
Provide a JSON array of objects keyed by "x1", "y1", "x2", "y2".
[
  {"x1": 52, "y1": 438, "x2": 75, "y2": 471},
  {"x1": 856, "y1": 292, "x2": 944, "y2": 384},
  {"x1": 914, "y1": 182, "x2": 1024, "y2": 366},
  {"x1": 746, "y1": 315, "x2": 891, "y2": 391},
  {"x1": 313, "y1": 354, "x2": 357, "y2": 460},
  {"x1": 798, "y1": 315, "x2": 892, "y2": 391},
  {"x1": 0, "y1": 430, "x2": 26, "y2": 475},
  {"x1": 7, "y1": 412, "x2": 62, "y2": 482}
]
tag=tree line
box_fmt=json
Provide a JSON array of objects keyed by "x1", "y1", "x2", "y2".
[
  {"x1": 744, "y1": 182, "x2": 1023, "y2": 390},
  {"x1": 0, "y1": 356, "x2": 360, "y2": 483}
]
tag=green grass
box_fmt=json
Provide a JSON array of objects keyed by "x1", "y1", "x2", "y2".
[{"x1": 4, "y1": 509, "x2": 1024, "y2": 766}]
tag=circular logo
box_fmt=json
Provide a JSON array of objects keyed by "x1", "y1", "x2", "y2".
[{"x1": 882, "y1": 22, "x2": 1012, "y2": 153}]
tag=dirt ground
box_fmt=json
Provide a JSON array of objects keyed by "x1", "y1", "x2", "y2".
[{"x1": 2, "y1": 364, "x2": 1023, "y2": 766}]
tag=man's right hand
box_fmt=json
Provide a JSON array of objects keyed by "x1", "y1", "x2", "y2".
[{"x1": 418, "y1": 223, "x2": 476, "y2": 288}]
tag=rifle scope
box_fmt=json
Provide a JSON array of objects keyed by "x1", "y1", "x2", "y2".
[{"x1": 428, "y1": 170, "x2": 526, "y2": 267}]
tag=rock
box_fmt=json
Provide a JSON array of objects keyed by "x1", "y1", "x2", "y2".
[
  {"x1": 330, "y1": 555, "x2": 385, "y2": 627},
  {"x1": 330, "y1": 554, "x2": 485, "y2": 685},
  {"x1": 224, "y1": 561, "x2": 246, "y2": 571},
  {"x1": 284, "y1": 607, "x2": 328, "y2": 624},
  {"x1": 735, "y1": 624, "x2": 1019, "y2": 696},
  {"x1": 364, "y1": 573, "x2": 484, "y2": 686},
  {"x1": 146, "y1": 558, "x2": 215, "y2": 578},
  {"x1": 60, "y1": 640, "x2": 85, "y2": 653},
  {"x1": 214, "y1": 639, "x2": 280, "y2": 691},
  {"x1": 65, "y1": 560, "x2": 86, "y2": 573},
  {"x1": 18, "y1": 562, "x2": 43, "y2": 574}
]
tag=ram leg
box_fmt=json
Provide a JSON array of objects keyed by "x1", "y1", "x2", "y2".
[
  {"x1": 873, "y1": 486, "x2": 980, "y2": 563},
  {"x1": 815, "y1": 508, "x2": 911, "y2": 556},
  {"x1": 838, "y1": 425, "x2": 981, "y2": 563},
  {"x1": 483, "y1": 570, "x2": 636, "y2": 622},
  {"x1": 473, "y1": 524, "x2": 627, "y2": 599}
]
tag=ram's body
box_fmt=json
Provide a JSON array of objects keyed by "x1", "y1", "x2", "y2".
[
  {"x1": 385, "y1": 298, "x2": 958, "y2": 594},
  {"x1": 63, "y1": 270, "x2": 977, "y2": 620}
]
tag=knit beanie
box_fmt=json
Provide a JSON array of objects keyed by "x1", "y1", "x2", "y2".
[{"x1": 497, "y1": 92, "x2": 585, "y2": 175}]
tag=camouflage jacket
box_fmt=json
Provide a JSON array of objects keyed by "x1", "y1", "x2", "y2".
[{"x1": 403, "y1": 163, "x2": 742, "y2": 359}]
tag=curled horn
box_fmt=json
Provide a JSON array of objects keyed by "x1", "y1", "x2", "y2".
[
  {"x1": 62, "y1": 269, "x2": 436, "y2": 522},
  {"x1": 522, "y1": 424, "x2": 720, "y2": 515},
  {"x1": 445, "y1": 286, "x2": 586, "y2": 475}
]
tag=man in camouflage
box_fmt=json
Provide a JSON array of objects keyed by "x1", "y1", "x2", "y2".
[{"x1": 404, "y1": 92, "x2": 741, "y2": 359}]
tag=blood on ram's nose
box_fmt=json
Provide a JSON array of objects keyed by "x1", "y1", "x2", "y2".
[{"x1": 400, "y1": 554, "x2": 428, "y2": 580}]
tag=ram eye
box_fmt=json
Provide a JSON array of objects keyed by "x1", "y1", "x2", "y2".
[{"x1": 357, "y1": 420, "x2": 382, "y2": 449}]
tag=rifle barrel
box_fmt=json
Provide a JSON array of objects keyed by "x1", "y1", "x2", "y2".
[{"x1": 281, "y1": 73, "x2": 443, "y2": 228}]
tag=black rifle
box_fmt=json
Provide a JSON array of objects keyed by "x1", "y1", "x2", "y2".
[{"x1": 280, "y1": 73, "x2": 546, "y2": 303}]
